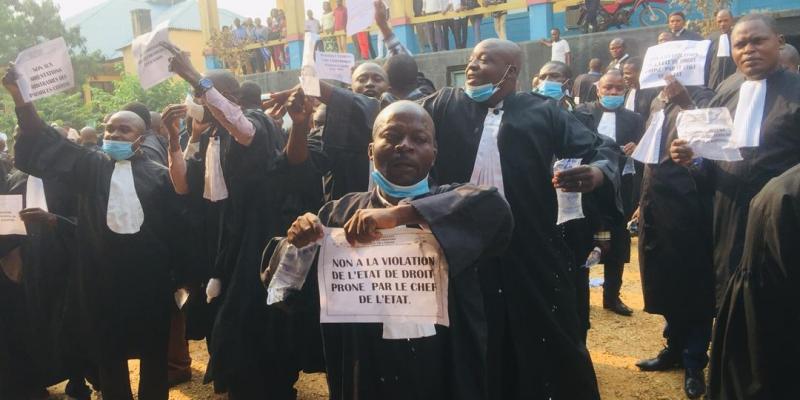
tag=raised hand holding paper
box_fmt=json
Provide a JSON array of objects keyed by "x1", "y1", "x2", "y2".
[
  {"x1": 14, "y1": 37, "x2": 75, "y2": 102},
  {"x1": 0, "y1": 195, "x2": 26, "y2": 235},
  {"x1": 676, "y1": 107, "x2": 743, "y2": 161},
  {"x1": 132, "y1": 21, "x2": 174, "y2": 89},
  {"x1": 639, "y1": 40, "x2": 711, "y2": 89}
]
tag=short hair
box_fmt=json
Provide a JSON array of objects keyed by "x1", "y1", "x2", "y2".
[
  {"x1": 122, "y1": 102, "x2": 151, "y2": 130},
  {"x1": 734, "y1": 13, "x2": 779, "y2": 35},
  {"x1": 623, "y1": 56, "x2": 643, "y2": 71},
  {"x1": 669, "y1": 11, "x2": 686, "y2": 20},
  {"x1": 240, "y1": 81, "x2": 262, "y2": 107},
  {"x1": 383, "y1": 54, "x2": 419, "y2": 91},
  {"x1": 716, "y1": 9, "x2": 733, "y2": 18},
  {"x1": 542, "y1": 60, "x2": 573, "y2": 79}
]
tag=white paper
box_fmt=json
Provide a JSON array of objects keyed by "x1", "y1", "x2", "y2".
[
  {"x1": 300, "y1": 32, "x2": 321, "y2": 97},
  {"x1": 346, "y1": 0, "x2": 374, "y2": 36},
  {"x1": 677, "y1": 107, "x2": 743, "y2": 161},
  {"x1": 639, "y1": 40, "x2": 712, "y2": 89},
  {"x1": 317, "y1": 227, "x2": 449, "y2": 326},
  {"x1": 132, "y1": 21, "x2": 175, "y2": 90},
  {"x1": 174, "y1": 288, "x2": 190, "y2": 309},
  {"x1": 0, "y1": 195, "x2": 26, "y2": 235},
  {"x1": 14, "y1": 37, "x2": 75, "y2": 103},
  {"x1": 315, "y1": 51, "x2": 356, "y2": 84},
  {"x1": 553, "y1": 158, "x2": 585, "y2": 225},
  {"x1": 632, "y1": 110, "x2": 665, "y2": 164},
  {"x1": 203, "y1": 137, "x2": 229, "y2": 202},
  {"x1": 25, "y1": 176, "x2": 48, "y2": 211}
]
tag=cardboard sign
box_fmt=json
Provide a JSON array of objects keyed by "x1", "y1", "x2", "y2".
[
  {"x1": 132, "y1": 21, "x2": 174, "y2": 89},
  {"x1": 14, "y1": 37, "x2": 75, "y2": 102},
  {"x1": 317, "y1": 228, "x2": 449, "y2": 326},
  {"x1": 639, "y1": 40, "x2": 711, "y2": 89}
]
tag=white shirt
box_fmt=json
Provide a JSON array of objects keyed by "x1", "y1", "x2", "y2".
[
  {"x1": 551, "y1": 39, "x2": 570, "y2": 63},
  {"x1": 469, "y1": 103, "x2": 505, "y2": 197},
  {"x1": 625, "y1": 89, "x2": 637, "y2": 112},
  {"x1": 423, "y1": 0, "x2": 447, "y2": 14},
  {"x1": 716, "y1": 33, "x2": 731, "y2": 58},
  {"x1": 597, "y1": 112, "x2": 616, "y2": 141}
]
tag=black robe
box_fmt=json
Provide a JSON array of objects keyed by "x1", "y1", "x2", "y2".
[
  {"x1": 572, "y1": 72, "x2": 601, "y2": 104},
  {"x1": 674, "y1": 29, "x2": 704, "y2": 41},
  {"x1": 638, "y1": 87, "x2": 716, "y2": 319},
  {"x1": 705, "y1": 33, "x2": 737, "y2": 91},
  {"x1": 140, "y1": 132, "x2": 169, "y2": 166},
  {"x1": 203, "y1": 108, "x2": 322, "y2": 397},
  {"x1": 706, "y1": 68, "x2": 800, "y2": 304},
  {"x1": 12, "y1": 104, "x2": 192, "y2": 364},
  {"x1": 708, "y1": 163, "x2": 800, "y2": 400},
  {"x1": 317, "y1": 185, "x2": 513, "y2": 400},
  {"x1": 0, "y1": 172, "x2": 78, "y2": 398},
  {"x1": 320, "y1": 87, "x2": 380, "y2": 201},
  {"x1": 422, "y1": 88, "x2": 621, "y2": 400}
]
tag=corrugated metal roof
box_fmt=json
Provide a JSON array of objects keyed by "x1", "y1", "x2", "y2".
[{"x1": 64, "y1": 0, "x2": 242, "y2": 59}]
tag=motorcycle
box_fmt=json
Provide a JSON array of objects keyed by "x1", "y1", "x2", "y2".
[{"x1": 576, "y1": 0, "x2": 669, "y2": 33}]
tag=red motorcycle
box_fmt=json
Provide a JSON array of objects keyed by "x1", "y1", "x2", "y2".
[{"x1": 576, "y1": 0, "x2": 669, "y2": 33}]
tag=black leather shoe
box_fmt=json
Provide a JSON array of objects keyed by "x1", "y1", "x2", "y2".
[
  {"x1": 684, "y1": 368, "x2": 706, "y2": 399},
  {"x1": 603, "y1": 298, "x2": 634, "y2": 316},
  {"x1": 635, "y1": 347, "x2": 682, "y2": 371}
]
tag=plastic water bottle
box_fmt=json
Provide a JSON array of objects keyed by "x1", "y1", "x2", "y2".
[{"x1": 584, "y1": 247, "x2": 602, "y2": 269}]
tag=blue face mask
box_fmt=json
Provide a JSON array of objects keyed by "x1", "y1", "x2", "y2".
[
  {"x1": 464, "y1": 65, "x2": 513, "y2": 103},
  {"x1": 600, "y1": 95, "x2": 625, "y2": 110},
  {"x1": 371, "y1": 169, "x2": 430, "y2": 199},
  {"x1": 535, "y1": 80, "x2": 565, "y2": 100},
  {"x1": 102, "y1": 140, "x2": 135, "y2": 161}
]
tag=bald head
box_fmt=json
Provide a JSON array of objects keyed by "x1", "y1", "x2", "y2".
[
  {"x1": 609, "y1": 38, "x2": 626, "y2": 59},
  {"x1": 780, "y1": 44, "x2": 800, "y2": 72},
  {"x1": 539, "y1": 61, "x2": 572, "y2": 82},
  {"x1": 474, "y1": 39, "x2": 523, "y2": 70},
  {"x1": 597, "y1": 69, "x2": 626, "y2": 99},
  {"x1": 466, "y1": 39, "x2": 522, "y2": 104},
  {"x1": 79, "y1": 126, "x2": 98, "y2": 146},
  {"x1": 110, "y1": 111, "x2": 146, "y2": 132},
  {"x1": 352, "y1": 62, "x2": 389, "y2": 98},
  {"x1": 589, "y1": 58, "x2": 602, "y2": 72},
  {"x1": 370, "y1": 101, "x2": 436, "y2": 187}
]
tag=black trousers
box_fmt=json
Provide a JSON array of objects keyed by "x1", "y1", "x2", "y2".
[
  {"x1": 663, "y1": 315, "x2": 713, "y2": 369},
  {"x1": 98, "y1": 323, "x2": 170, "y2": 400},
  {"x1": 602, "y1": 260, "x2": 623, "y2": 302}
]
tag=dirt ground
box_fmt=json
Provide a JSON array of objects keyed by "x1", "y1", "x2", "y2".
[{"x1": 50, "y1": 238, "x2": 687, "y2": 400}]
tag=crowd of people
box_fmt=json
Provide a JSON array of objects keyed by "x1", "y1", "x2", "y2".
[
  {"x1": 1, "y1": 2, "x2": 799, "y2": 400},
  {"x1": 217, "y1": 9, "x2": 289, "y2": 74}
]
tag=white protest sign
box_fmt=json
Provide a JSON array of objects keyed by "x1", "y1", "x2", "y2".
[
  {"x1": 346, "y1": 0, "x2": 374, "y2": 36},
  {"x1": 132, "y1": 21, "x2": 174, "y2": 90},
  {"x1": 677, "y1": 107, "x2": 743, "y2": 161},
  {"x1": 300, "y1": 32, "x2": 321, "y2": 97},
  {"x1": 632, "y1": 109, "x2": 665, "y2": 164},
  {"x1": 317, "y1": 227, "x2": 449, "y2": 326},
  {"x1": 0, "y1": 195, "x2": 26, "y2": 235},
  {"x1": 639, "y1": 40, "x2": 711, "y2": 89},
  {"x1": 14, "y1": 37, "x2": 75, "y2": 103},
  {"x1": 315, "y1": 52, "x2": 355, "y2": 84}
]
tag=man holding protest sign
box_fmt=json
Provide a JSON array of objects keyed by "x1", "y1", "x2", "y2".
[{"x1": 287, "y1": 100, "x2": 513, "y2": 400}]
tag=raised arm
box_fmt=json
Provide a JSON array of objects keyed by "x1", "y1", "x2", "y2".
[
  {"x1": 163, "y1": 104, "x2": 190, "y2": 194},
  {"x1": 285, "y1": 88, "x2": 313, "y2": 165},
  {"x1": 374, "y1": 0, "x2": 411, "y2": 56}
]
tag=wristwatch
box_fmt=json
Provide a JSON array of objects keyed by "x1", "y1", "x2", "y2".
[{"x1": 195, "y1": 78, "x2": 214, "y2": 96}]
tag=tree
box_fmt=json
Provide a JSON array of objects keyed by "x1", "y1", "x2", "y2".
[{"x1": 89, "y1": 72, "x2": 191, "y2": 120}]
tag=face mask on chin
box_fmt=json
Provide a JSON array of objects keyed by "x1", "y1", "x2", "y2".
[
  {"x1": 371, "y1": 168, "x2": 430, "y2": 199},
  {"x1": 464, "y1": 65, "x2": 513, "y2": 103}
]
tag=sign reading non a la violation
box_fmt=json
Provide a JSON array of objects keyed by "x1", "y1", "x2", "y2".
[
  {"x1": 14, "y1": 37, "x2": 75, "y2": 103},
  {"x1": 639, "y1": 40, "x2": 711, "y2": 89},
  {"x1": 317, "y1": 227, "x2": 449, "y2": 326}
]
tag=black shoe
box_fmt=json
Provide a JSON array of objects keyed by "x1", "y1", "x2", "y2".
[
  {"x1": 603, "y1": 298, "x2": 633, "y2": 316},
  {"x1": 684, "y1": 368, "x2": 706, "y2": 399},
  {"x1": 635, "y1": 347, "x2": 682, "y2": 371}
]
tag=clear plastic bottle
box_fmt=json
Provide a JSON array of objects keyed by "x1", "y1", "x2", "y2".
[{"x1": 584, "y1": 246, "x2": 602, "y2": 269}]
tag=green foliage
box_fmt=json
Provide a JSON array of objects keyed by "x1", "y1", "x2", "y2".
[{"x1": 90, "y1": 73, "x2": 190, "y2": 119}]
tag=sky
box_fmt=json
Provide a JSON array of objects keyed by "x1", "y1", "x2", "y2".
[{"x1": 53, "y1": 0, "x2": 324, "y2": 21}]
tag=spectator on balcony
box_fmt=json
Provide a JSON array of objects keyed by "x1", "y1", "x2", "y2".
[
  {"x1": 485, "y1": 0, "x2": 507, "y2": 40},
  {"x1": 422, "y1": 0, "x2": 447, "y2": 52},
  {"x1": 334, "y1": 0, "x2": 348, "y2": 53},
  {"x1": 268, "y1": 9, "x2": 287, "y2": 70},
  {"x1": 413, "y1": 0, "x2": 433, "y2": 53},
  {"x1": 252, "y1": 18, "x2": 269, "y2": 73},
  {"x1": 305, "y1": 9, "x2": 321, "y2": 35},
  {"x1": 232, "y1": 18, "x2": 247, "y2": 43},
  {"x1": 321, "y1": 1, "x2": 338, "y2": 52},
  {"x1": 539, "y1": 28, "x2": 571, "y2": 65},
  {"x1": 446, "y1": 0, "x2": 467, "y2": 49}
]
